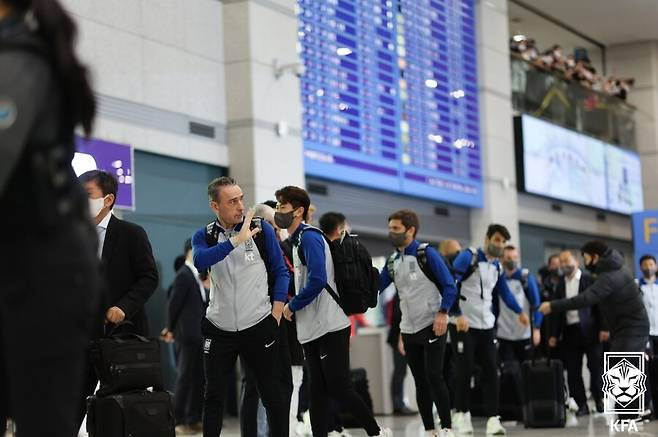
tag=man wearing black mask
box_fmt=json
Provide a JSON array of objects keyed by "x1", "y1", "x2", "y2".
[
  {"x1": 540, "y1": 241, "x2": 649, "y2": 353},
  {"x1": 640, "y1": 255, "x2": 658, "y2": 352},
  {"x1": 539, "y1": 254, "x2": 562, "y2": 301}
]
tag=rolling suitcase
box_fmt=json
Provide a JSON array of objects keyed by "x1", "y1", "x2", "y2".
[
  {"x1": 499, "y1": 360, "x2": 524, "y2": 421},
  {"x1": 522, "y1": 308, "x2": 566, "y2": 428},
  {"x1": 86, "y1": 390, "x2": 175, "y2": 437}
]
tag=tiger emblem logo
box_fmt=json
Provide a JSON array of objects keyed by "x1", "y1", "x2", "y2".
[{"x1": 602, "y1": 358, "x2": 647, "y2": 408}]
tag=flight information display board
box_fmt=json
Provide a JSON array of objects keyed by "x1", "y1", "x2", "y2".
[{"x1": 298, "y1": 0, "x2": 482, "y2": 207}]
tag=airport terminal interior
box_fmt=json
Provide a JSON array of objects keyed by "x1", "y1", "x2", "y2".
[{"x1": 3, "y1": 0, "x2": 658, "y2": 436}]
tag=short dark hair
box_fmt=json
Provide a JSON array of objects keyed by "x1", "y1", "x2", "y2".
[
  {"x1": 207, "y1": 176, "x2": 237, "y2": 202},
  {"x1": 262, "y1": 200, "x2": 277, "y2": 209},
  {"x1": 173, "y1": 254, "x2": 186, "y2": 272},
  {"x1": 486, "y1": 224, "x2": 511, "y2": 241},
  {"x1": 319, "y1": 212, "x2": 346, "y2": 235},
  {"x1": 184, "y1": 238, "x2": 192, "y2": 254},
  {"x1": 503, "y1": 245, "x2": 516, "y2": 253},
  {"x1": 581, "y1": 240, "x2": 608, "y2": 257},
  {"x1": 275, "y1": 186, "x2": 311, "y2": 221},
  {"x1": 640, "y1": 254, "x2": 657, "y2": 265},
  {"x1": 388, "y1": 209, "x2": 420, "y2": 237},
  {"x1": 79, "y1": 170, "x2": 118, "y2": 209},
  {"x1": 547, "y1": 254, "x2": 560, "y2": 264}
]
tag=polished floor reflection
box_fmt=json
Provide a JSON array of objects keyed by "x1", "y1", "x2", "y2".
[{"x1": 144, "y1": 412, "x2": 658, "y2": 436}]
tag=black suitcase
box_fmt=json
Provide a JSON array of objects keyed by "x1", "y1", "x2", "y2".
[
  {"x1": 87, "y1": 390, "x2": 175, "y2": 437},
  {"x1": 339, "y1": 368, "x2": 373, "y2": 427},
  {"x1": 522, "y1": 308, "x2": 566, "y2": 428},
  {"x1": 91, "y1": 328, "x2": 163, "y2": 396},
  {"x1": 499, "y1": 360, "x2": 524, "y2": 421}
]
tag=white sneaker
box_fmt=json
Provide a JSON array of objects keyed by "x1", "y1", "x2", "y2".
[
  {"x1": 294, "y1": 420, "x2": 311, "y2": 436},
  {"x1": 328, "y1": 432, "x2": 342, "y2": 437},
  {"x1": 341, "y1": 431, "x2": 353, "y2": 437},
  {"x1": 567, "y1": 397, "x2": 579, "y2": 412},
  {"x1": 451, "y1": 411, "x2": 462, "y2": 430},
  {"x1": 425, "y1": 431, "x2": 437, "y2": 437},
  {"x1": 376, "y1": 427, "x2": 393, "y2": 437},
  {"x1": 457, "y1": 412, "x2": 473, "y2": 434},
  {"x1": 486, "y1": 416, "x2": 506, "y2": 435},
  {"x1": 439, "y1": 429, "x2": 456, "y2": 437}
]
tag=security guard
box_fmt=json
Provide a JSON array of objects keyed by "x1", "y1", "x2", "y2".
[{"x1": 0, "y1": 1, "x2": 101, "y2": 435}]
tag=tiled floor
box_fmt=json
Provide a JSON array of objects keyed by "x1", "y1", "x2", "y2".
[{"x1": 160, "y1": 413, "x2": 658, "y2": 436}]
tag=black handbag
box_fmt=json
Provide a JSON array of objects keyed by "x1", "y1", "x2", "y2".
[
  {"x1": 91, "y1": 322, "x2": 163, "y2": 396},
  {"x1": 87, "y1": 390, "x2": 175, "y2": 437}
]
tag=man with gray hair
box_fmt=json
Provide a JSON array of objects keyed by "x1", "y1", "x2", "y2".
[{"x1": 193, "y1": 177, "x2": 290, "y2": 436}]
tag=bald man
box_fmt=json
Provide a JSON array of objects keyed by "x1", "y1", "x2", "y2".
[{"x1": 439, "y1": 239, "x2": 462, "y2": 271}]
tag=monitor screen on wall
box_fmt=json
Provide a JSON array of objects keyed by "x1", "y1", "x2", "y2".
[
  {"x1": 298, "y1": 0, "x2": 482, "y2": 207},
  {"x1": 72, "y1": 136, "x2": 135, "y2": 210},
  {"x1": 516, "y1": 114, "x2": 643, "y2": 214},
  {"x1": 606, "y1": 145, "x2": 644, "y2": 214}
]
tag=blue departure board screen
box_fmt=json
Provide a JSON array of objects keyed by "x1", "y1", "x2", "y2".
[{"x1": 298, "y1": 0, "x2": 482, "y2": 207}]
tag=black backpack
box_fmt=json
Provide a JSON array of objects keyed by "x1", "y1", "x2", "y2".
[
  {"x1": 296, "y1": 227, "x2": 379, "y2": 315},
  {"x1": 204, "y1": 218, "x2": 276, "y2": 297}
]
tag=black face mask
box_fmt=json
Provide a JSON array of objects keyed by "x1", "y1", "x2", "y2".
[
  {"x1": 388, "y1": 231, "x2": 407, "y2": 248},
  {"x1": 584, "y1": 261, "x2": 597, "y2": 274},
  {"x1": 274, "y1": 211, "x2": 295, "y2": 229},
  {"x1": 642, "y1": 268, "x2": 657, "y2": 279},
  {"x1": 504, "y1": 260, "x2": 518, "y2": 271}
]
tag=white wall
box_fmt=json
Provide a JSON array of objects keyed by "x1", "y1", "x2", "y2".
[{"x1": 62, "y1": 0, "x2": 229, "y2": 167}]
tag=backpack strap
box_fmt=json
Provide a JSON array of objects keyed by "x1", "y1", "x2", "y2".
[
  {"x1": 458, "y1": 247, "x2": 480, "y2": 283},
  {"x1": 386, "y1": 252, "x2": 398, "y2": 282},
  {"x1": 205, "y1": 221, "x2": 219, "y2": 247},
  {"x1": 295, "y1": 226, "x2": 344, "y2": 311},
  {"x1": 416, "y1": 243, "x2": 443, "y2": 296}
]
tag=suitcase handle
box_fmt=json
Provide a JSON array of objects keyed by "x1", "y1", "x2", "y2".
[{"x1": 105, "y1": 320, "x2": 135, "y2": 337}]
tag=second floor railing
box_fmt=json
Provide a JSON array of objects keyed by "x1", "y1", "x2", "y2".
[{"x1": 511, "y1": 54, "x2": 636, "y2": 149}]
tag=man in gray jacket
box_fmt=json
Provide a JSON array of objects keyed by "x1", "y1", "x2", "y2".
[
  {"x1": 192, "y1": 177, "x2": 290, "y2": 437},
  {"x1": 539, "y1": 241, "x2": 649, "y2": 353}
]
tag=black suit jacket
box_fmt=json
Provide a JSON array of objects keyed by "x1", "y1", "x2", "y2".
[
  {"x1": 550, "y1": 270, "x2": 606, "y2": 343},
  {"x1": 100, "y1": 214, "x2": 158, "y2": 336},
  {"x1": 168, "y1": 265, "x2": 207, "y2": 343}
]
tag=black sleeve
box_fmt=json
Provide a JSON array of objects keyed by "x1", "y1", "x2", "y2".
[
  {"x1": 551, "y1": 275, "x2": 613, "y2": 314},
  {"x1": 168, "y1": 271, "x2": 193, "y2": 331},
  {"x1": 116, "y1": 224, "x2": 159, "y2": 318},
  {"x1": 0, "y1": 52, "x2": 52, "y2": 195}
]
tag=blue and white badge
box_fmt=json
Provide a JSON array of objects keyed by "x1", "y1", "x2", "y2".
[{"x1": 0, "y1": 97, "x2": 17, "y2": 130}]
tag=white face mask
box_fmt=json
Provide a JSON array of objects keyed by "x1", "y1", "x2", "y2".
[{"x1": 89, "y1": 196, "x2": 108, "y2": 218}]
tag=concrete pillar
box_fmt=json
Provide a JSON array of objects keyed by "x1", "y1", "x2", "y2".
[
  {"x1": 608, "y1": 41, "x2": 658, "y2": 209},
  {"x1": 470, "y1": 0, "x2": 521, "y2": 246},
  {"x1": 222, "y1": 0, "x2": 305, "y2": 205}
]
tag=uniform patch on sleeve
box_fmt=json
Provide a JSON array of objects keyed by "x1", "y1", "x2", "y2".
[{"x1": 0, "y1": 97, "x2": 17, "y2": 129}]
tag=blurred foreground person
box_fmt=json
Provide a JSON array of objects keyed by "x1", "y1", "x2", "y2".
[{"x1": 0, "y1": 0, "x2": 101, "y2": 435}]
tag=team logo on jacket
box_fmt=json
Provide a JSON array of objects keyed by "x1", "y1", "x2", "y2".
[
  {"x1": 203, "y1": 338, "x2": 212, "y2": 354},
  {"x1": 0, "y1": 98, "x2": 17, "y2": 129},
  {"x1": 602, "y1": 352, "x2": 646, "y2": 414}
]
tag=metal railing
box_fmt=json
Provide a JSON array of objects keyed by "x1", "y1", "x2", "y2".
[{"x1": 511, "y1": 54, "x2": 636, "y2": 149}]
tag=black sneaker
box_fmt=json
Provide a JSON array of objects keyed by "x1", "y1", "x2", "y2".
[
  {"x1": 393, "y1": 405, "x2": 417, "y2": 416},
  {"x1": 595, "y1": 399, "x2": 605, "y2": 413},
  {"x1": 576, "y1": 405, "x2": 590, "y2": 417}
]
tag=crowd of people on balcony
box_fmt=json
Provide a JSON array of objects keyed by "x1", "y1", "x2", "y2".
[{"x1": 510, "y1": 35, "x2": 634, "y2": 101}]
